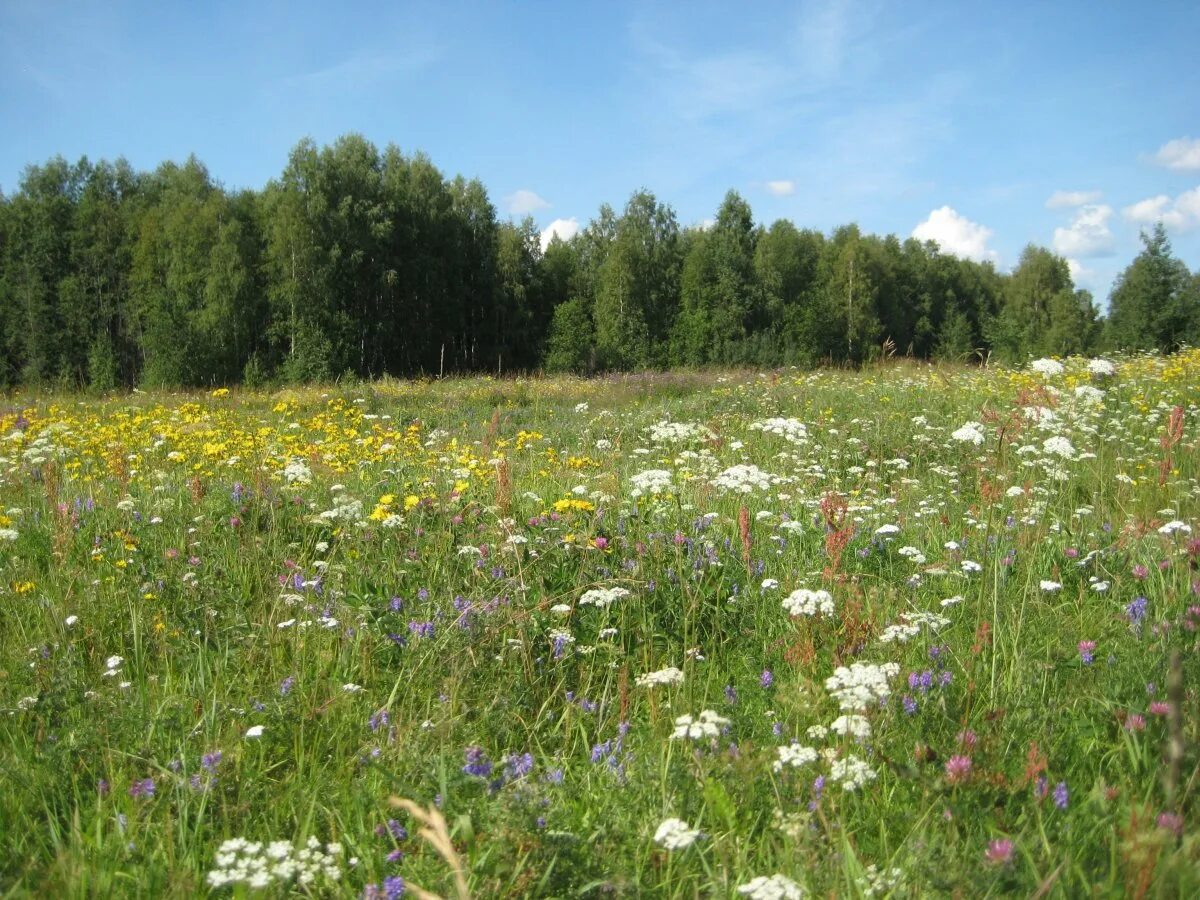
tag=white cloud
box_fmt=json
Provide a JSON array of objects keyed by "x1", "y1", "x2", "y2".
[
  {"x1": 539, "y1": 217, "x2": 579, "y2": 252},
  {"x1": 1122, "y1": 187, "x2": 1200, "y2": 232},
  {"x1": 1151, "y1": 137, "x2": 1200, "y2": 172},
  {"x1": 506, "y1": 189, "x2": 550, "y2": 216},
  {"x1": 1052, "y1": 204, "x2": 1115, "y2": 258},
  {"x1": 1065, "y1": 258, "x2": 1093, "y2": 284},
  {"x1": 765, "y1": 179, "x2": 796, "y2": 196},
  {"x1": 911, "y1": 206, "x2": 998, "y2": 263},
  {"x1": 1045, "y1": 189, "x2": 1101, "y2": 209}
]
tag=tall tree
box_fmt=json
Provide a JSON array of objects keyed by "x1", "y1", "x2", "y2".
[{"x1": 1107, "y1": 224, "x2": 1197, "y2": 352}]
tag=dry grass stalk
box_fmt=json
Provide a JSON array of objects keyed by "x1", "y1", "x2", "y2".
[{"x1": 388, "y1": 796, "x2": 471, "y2": 900}]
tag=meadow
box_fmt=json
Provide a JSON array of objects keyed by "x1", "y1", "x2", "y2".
[{"x1": 1, "y1": 354, "x2": 1198, "y2": 898}]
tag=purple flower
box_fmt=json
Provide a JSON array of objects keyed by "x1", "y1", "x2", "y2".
[
  {"x1": 387, "y1": 818, "x2": 408, "y2": 841},
  {"x1": 201, "y1": 751, "x2": 222, "y2": 773},
  {"x1": 506, "y1": 752, "x2": 534, "y2": 780},
  {"x1": 724, "y1": 684, "x2": 738, "y2": 705},
  {"x1": 462, "y1": 746, "x2": 492, "y2": 778},
  {"x1": 1078, "y1": 641, "x2": 1096, "y2": 665},
  {"x1": 1126, "y1": 597, "x2": 1148, "y2": 631},
  {"x1": 280, "y1": 675, "x2": 296, "y2": 696},
  {"x1": 1053, "y1": 781, "x2": 1069, "y2": 809},
  {"x1": 760, "y1": 669, "x2": 774, "y2": 689},
  {"x1": 128, "y1": 778, "x2": 155, "y2": 799}
]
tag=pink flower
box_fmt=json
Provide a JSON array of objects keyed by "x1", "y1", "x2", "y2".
[
  {"x1": 1132, "y1": 564, "x2": 1149, "y2": 579},
  {"x1": 1149, "y1": 701, "x2": 1171, "y2": 716},
  {"x1": 985, "y1": 839, "x2": 1014, "y2": 865},
  {"x1": 1124, "y1": 714, "x2": 1146, "y2": 732},
  {"x1": 945, "y1": 754, "x2": 973, "y2": 784},
  {"x1": 1157, "y1": 812, "x2": 1184, "y2": 837},
  {"x1": 957, "y1": 729, "x2": 978, "y2": 749}
]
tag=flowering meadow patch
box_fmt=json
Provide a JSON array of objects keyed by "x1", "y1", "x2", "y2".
[{"x1": 1, "y1": 353, "x2": 1199, "y2": 895}]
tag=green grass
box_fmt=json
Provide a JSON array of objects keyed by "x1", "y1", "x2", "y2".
[{"x1": 0, "y1": 355, "x2": 1198, "y2": 898}]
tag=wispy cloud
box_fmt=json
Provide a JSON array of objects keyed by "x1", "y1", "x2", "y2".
[
  {"x1": 1123, "y1": 187, "x2": 1200, "y2": 232},
  {"x1": 1046, "y1": 189, "x2": 1102, "y2": 209},
  {"x1": 1150, "y1": 137, "x2": 1200, "y2": 173},
  {"x1": 506, "y1": 189, "x2": 550, "y2": 215},
  {"x1": 765, "y1": 180, "x2": 795, "y2": 197},
  {"x1": 278, "y1": 46, "x2": 442, "y2": 96}
]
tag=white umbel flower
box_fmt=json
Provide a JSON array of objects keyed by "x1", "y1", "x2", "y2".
[
  {"x1": 737, "y1": 874, "x2": 806, "y2": 899},
  {"x1": 653, "y1": 817, "x2": 700, "y2": 850}
]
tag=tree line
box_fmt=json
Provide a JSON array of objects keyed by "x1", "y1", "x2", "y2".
[{"x1": 1, "y1": 133, "x2": 1197, "y2": 389}]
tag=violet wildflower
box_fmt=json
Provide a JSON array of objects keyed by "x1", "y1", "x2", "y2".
[
  {"x1": 462, "y1": 746, "x2": 492, "y2": 778},
  {"x1": 1053, "y1": 781, "x2": 1069, "y2": 809},
  {"x1": 128, "y1": 778, "x2": 155, "y2": 799},
  {"x1": 1078, "y1": 641, "x2": 1095, "y2": 665},
  {"x1": 280, "y1": 675, "x2": 296, "y2": 696},
  {"x1": 761, "y1": 669, "x2": 774, "y2": 689}
]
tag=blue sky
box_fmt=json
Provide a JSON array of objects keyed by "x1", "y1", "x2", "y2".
[{"x1": 3, "y1": 0, "x2": 1198, "y2": 303}]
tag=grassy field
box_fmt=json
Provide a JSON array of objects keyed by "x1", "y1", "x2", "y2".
[{"x1": 1, "y1": 354, "x2": 1198, "y2": 898}]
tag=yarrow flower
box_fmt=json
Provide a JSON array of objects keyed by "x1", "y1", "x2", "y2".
[
  {"x1": 670, "y1": 710, "x2": 729, "y2": 741},
  {"x1": 635, "y1": 666, "x2": 684, "y2": 687},
  {"x1": 951, "y1": 422, "x2": 986, "y2": 445},
  {"x1": 578, "y1": 586, "x2": 631, "y2": 608},
  {"x1": 1029, "y1": 358, "x2": 1064, "y2": 377},
  {"x1": 653, "y1": 817, "x2": 700, "y2": 850},
  {"x1": 206, "y1": 836, "x2": 343, "y2": 889},
  {"x1": 782, "y1": 588, "x2": 834, "y2": 617},
  {"x1": 773, "y1": 744, "x2": 819, "y2": 771},
  {"x1": 824, "y1": 662, "x2": 900, "y2": 711},
  {"x1": 736, "y1": 874, "x2": 806, "y2": 899}
]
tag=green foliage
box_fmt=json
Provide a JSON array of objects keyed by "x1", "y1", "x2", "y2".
[{"x1": 1, "y1": 136, "x2": 1193, "y2": 388}]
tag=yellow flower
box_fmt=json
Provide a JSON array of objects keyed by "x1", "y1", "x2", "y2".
[{"x1": 210, "y1": 388, "x2": 230, "y2": 398}]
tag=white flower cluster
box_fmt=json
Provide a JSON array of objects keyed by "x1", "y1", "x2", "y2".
[
  {"x1": 653, "y1": 817, "x2": 700, "y2": 850},
  {"x1": 824, "y1": 662, "x2": 900, "y2": 711},
  {"x1": 283, "y1": 459, "x2": 312, "y2": 484},
  {"x1": 0, "y1": 527, "x2": 17, "y2": 542},
  {"x1": 1042, "y1": 436, "x2": 1075, "y2": 459},
  {"x1": 629, "y1": 469, "x2": 674, "y2": 498},
  {"x1": 1087, "y1": 358, "x2": 1116, "y2": 377},
  {"x1": 1074, "y1": 384, "x2": 1106, "y2": 405},
  {"x1": 647, "y1": 421, "x2": 712, "y2": 444},
  {"x1": 878, "y1": 610, "x2": 950, "y2": 644},
  {"x1": 579, "y1": 586, "x2": 631, "y2": 608},
  {"x1": 1029, "y1": 358, "x2": 1065, "y2": 377},
  {"x1": 711, "y1": 464, "x2": 777, "y2": 493},
  {"x1": 737, "y1": 874, "x2": 806, "y2": 899},
  {"x1": 829, "y1": 754, "x2": 877, "y2": 791},
  {"x1": 317, "y1": 494, "x2": 364, "y2": 524},
  {"x1": 205, "y1": 836, "x2": 343, "y2": 890},
  {"x1": 671, "y1": 710, "x2": 729, "y2": 741},
  {"x1": 830, "y1": 714, "x2": 872, "y2": 740},
  {"x1": 951, "y1": 422, "x2": 986, "y2": 445},
  {"x1": 773, "y1": 744, "x2": 819, "y2": 772},
  {"x1": 782, "y1": 588, "x2": 834, "y2": 617},
  {"x1": 636, "y1": 666, "x2": 684, "y2": 687},
  {"x1": 749, "y1": 417, "x2": 809, "y2": 444},
  {"x1": 858, "y1": 864, "x2": 904, "y2": 898}
]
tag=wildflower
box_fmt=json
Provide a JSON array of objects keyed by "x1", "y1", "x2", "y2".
[
  {"x1": 462, "y1": 746, "x2": 492, "y2": 778},
  {"x1": 782, "y1": 588, "x2": 834, "y2": 617},
  {"x1": 245, "y1": 725, "x2": 264, "y2": 738},
  {"x1": 1053, "y1": 781, "x2": 1069, "y2": 809},
  {"x1": 1029, "y1": 358, "x2": 1064, "y2": 376},
  {"x1": 951, "y1": 422, "x2": 986, "y2": 445},
  {"x1": 1040, "y1": 580, "x2": 1062, "y2": 592},
  {"x1": 736, "y1": 874, "x2": 806, "y2": 899},
  {"x1": 579, "y1": 586, "x2": 630, "y2": 608},
  {"x1": 1077, "y1": 641, "x2": 1095, "y2": 665},
  {"x1": 1157, "y1": 812, "x2": 1184, "y2": 837},
  {"x1": 824, "y1": 662, "x2": 900, "y2": 711},
  {"x1": 774, "y1": 744, "x2": 819, "y2": 771},
  {"x1": 671, "y1": 710, "x2": 729, "y2": 741},
  {"x1": 653, "y1": 817, "x2": 700, "y2": 850},
  {"x1": 128, "y1": 778, "x2": 155, "y2": 799},
  {"x1": 634, "y1": 666, "x2": 684, "y2": 688},
  {"x1": 985, "y1": 839, "x2": 1014, "y2": 865},
  {"x1": 761, "y1": 669, "x2": 774, "y2": 689},
  {"x1": 945, "y1": 755, "x2": 972, "y2": 784}
]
